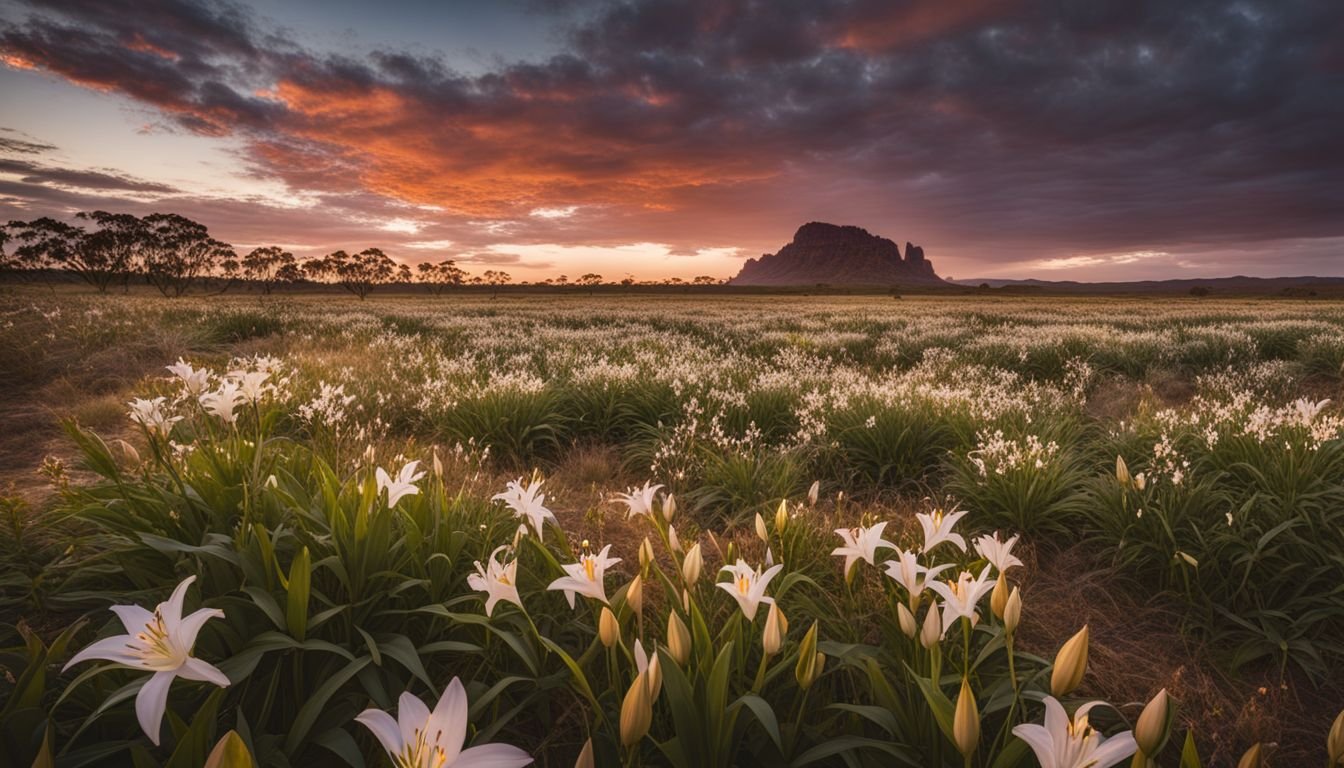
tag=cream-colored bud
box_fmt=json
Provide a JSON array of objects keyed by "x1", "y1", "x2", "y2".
[
  {"x1": 1327, "y1": 708, "x2": 1344, "y2": 766},
  {"x1": 1050, "y1": 625, "x2": 1089, "y2": 697},
  {"x1": 681, "y1": 543, "x2": 702, "y2": 585},
  {"x1": 663, "y1": 493, "x2": 676, "y2": 523},
  {"x1": 668, "y1": 525, "x2": 681, "y2": 553},
  {"x1": 897, "y1": 602, "x2": 917, "y2": 638},
  {"x1": 599, "y1": 606, "x2": 619, "y2": 648},
  {"x1": 1115, "y1": 454, "x2": 1131, "y2": 486},
  {"x1": 807, "y1": 480, "x2": 820, "y2": 507},
  {"x1": 619, "y1": 671, "x2": 652, "y2": 746},
  {"x1": 920, "y1": 601, "x2": 942, "y2": 650},
  {"x1": 775, "y1": 498, "x2": 789, "y2": 532},
  {"x1": 432, "y1": 449, "x2": 443, "y2": 478},
  {"x1": 1236, "y1": 743, "x2": 1262, "y2": 768},
  {"x1": 667, "y1": 611, "x2": 691, "y2": 665},
  {"x1": 1134, "y1": 688, "x2": 1171, "y2": 756},
  {"x1": 1004, "y1": 586, "x2": 1022, "y2": 636},
  {"x1": 763, "y1": 602, "x2": 787, "y2": 656},
  {"x1": 755, "y1": 513, "x2": 768, "y2": 542},
  {"x1": 952, "y1": 675, "x2": 980, "y2": 757},
  {"x1": 990, "y1": 573, "x2": 1009, "y2": 620},
  {"x1": 574, "y1": 738, "x2": 594, "y2": 768},
  {"x1": 1135, "y1": 472, "x2": 1147, "y2": 491},
  {"x1": 115, "y1": 439, "x2": 141, "y2": 466},
  {"x1": 639, "y1": 537, "x2": 654, "y2": 570},
  {"x1": 627, "y1": 574, "x2": 644, "y2": 615},
  {"x1": 644, "y1": 650, "x2": 663, "y2": 699}
]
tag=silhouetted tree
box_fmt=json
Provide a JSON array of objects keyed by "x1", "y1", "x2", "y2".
[
  {"x1": 8, "y1": 217, "x2": 106, "y2": 289},
  {"x1": 416, "y1": 259, "x2": 467, "y2": 296},
  {"x1": 692, "y1": 275, "x2": 718, "y2": 285},
  {"x1": 310, "y1": 248, "x2": 397, "y2": 299},
  {"x1": 141, "y1": 213, "x2": 232, "y2": 296},
  {"x1": 482, "y1": 269, "x2": 510, "y2": 298},
  {"x1": 241, "y1": 246, "x2": 297, "y2": 294}
]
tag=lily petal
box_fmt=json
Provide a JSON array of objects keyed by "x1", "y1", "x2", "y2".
[
  {"x1": 109, "y1": 605, "x2": 154, "y2": 635},
  {"x1": 398, "y1": 690, "x2": 430, "y2": 751},
  {"x1": 63, "y1": 634, "x2": 141, "y2": 671},
  {"x1": 454, "y1": 742, "x2": 535, "y2": 768},
  {"x1": 136, "y1": 670, "x2": 176, "y2": 746},
  {"x1": 431, "y1": 678, "x2": 469, "y2": 764},
  {"x1": 177, "y1": 657, "x2": 230, "y2": 687},
  {"x1": 355, "y1": 708, "x2": 404, "y2": 755},
  {"x1": 161, "y1": 575, "x2": 196, "y2": 627}
]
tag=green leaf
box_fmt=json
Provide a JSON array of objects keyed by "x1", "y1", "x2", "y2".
[
  {"x1": 1180, "y1": 731, "x2": 1203, "y2": 768},
  {"x1": 285, "y1": 547, "x2": 312, "y2": 640},
  {"x1": 284, "y1": 656, "x2": 371, "y2": 755},
  {"x1": 911, "y1": 671, "x2": 955, "y2": 741},
  {"x1": 733, "y1": 694, "x2": 783, "y2": 755}
]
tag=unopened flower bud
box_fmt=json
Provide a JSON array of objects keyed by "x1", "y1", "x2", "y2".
[
  {"x1": 755, "y1": 513, "x2": 768, "y2": 542},
  {"x1": 990, "y1": 573, "x2": 1009, "y2": 620},
  {"x1": 952, "y1": 675, "x2": 980, "y2": 758},
  {"x1": 619, "y1": 671, "x2": 652, "y2": 746},
  {"x1": 795, "y1": 621, "x2": 821, "y2": 688},
  {"x1": 574, "y1": 738, "x2": 594, "y2": 768},
  {"x1": 1115, "y1": 455, "x2": 1131, "y2": 486},
  {"x1": 668, "y1": 526, "x2": 681, "y2": 553},
  {"x1": 1050, "y1": 625, "x2": 1089, "y2": 697},
  {"x1": 627, "y1": 574, "x2": 644, "y2": 615},
  {"x1": 639, "y1": 537, "x2": 654, "y2": 570},
  {"x1": 599, "y1": 607, "x2": 619, "y2": 648},
  {"x1": 807, "y1": 480, "x2": 820, "y2": 507},
  {"x1": 920, "y1": 602, "x2": 942, "y2": 650},
  {"x1": 1004, "y1": 586, "x2": 1022, "y2": 636},
  {"x1": 1236, "y1": 743, "x2": 1262, "y2": 768},
  {"x1": 682, "y1": 543, "x2": 702, "y2": 585},
  {"x1": 667, "y1": 611, "x2": 691, "y2": 665},
  {"x1": 897, "y1": 602, "x2": 917, "y2": 638},
  {"x1": 775, "y1": 498, "x2": 788, "y2": 532},
  {"x1": 662, "y1": 493, "x2": 676, "y2": 523},
  {"x1": 1327, "y1": 708, "x2": 1344, "y2": 766},
  {"x1": 763, "y1": 602, "x2": 787, "y2": 656},
  {"x1": 1134, "y1": 688, "x2": 1171, "y2": 756}
]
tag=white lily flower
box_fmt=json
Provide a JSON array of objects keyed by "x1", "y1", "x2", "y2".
[
  {"x1": 973, "y1": 532, "x2": 1023, "y2": 574},
  {"x1": 356, "y1": 677, "x2": 533, "y2": 768},
  {"x1": 927, "y1": 567, "x2": 996, "y2": 633},
  {"x1": 831, "y1": 522, "x2": 897, "y2": 577},
  {"x1": 63, "y1": 576, "x2": 228, "y2": 746},
  {"x1": 716, "y1": 559, "x2": 784, "y2": 621},
  {"x1": 882, "y1": 549, "x2": 954, "y2": 603},
  {"x1": 492, "y1": 478, "x2": 557, "y2": 541},
  {"x1": 547, "y1": 544, "x2": 621, "y2": 608},
  {"x1": 199, "y1": 380, "x2": 245, "y2": 424},
  {"x1": 917, "y1": 508, "x2": 969, "y2": 554},
  {"x1": 613, "y1": 481, "x2": 664, "y2": 519},
  {"x1": 376, "y1": 460, "x2": 426, "y2": 509},
  {"x1": 1012, "y1": 697, "x2": 1137, "y2": 768},
  {"x1": 165, "y1": 359, "x2": 210, "y2": 396},
  {"x1": 128, "y1": 397, "x2": 181, "y2": 435},
  {"x1": 467, "y1": 546, "x2": 522, "y2": 617},
  {"x1": 235, "y1": 370, "x2": 271, "y2": 404}
]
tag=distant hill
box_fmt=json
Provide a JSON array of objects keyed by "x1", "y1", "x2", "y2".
[
  {"x1": 949, "y1": 275, "x2": 1344, "y2": 294},
  {"x1": 729, "y1": 222, "x2": 945, "y2": 286}
]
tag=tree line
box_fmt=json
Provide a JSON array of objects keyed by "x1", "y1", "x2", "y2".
[{"x1": 0, "y1": 211, "x2": 724, "y2": 298}]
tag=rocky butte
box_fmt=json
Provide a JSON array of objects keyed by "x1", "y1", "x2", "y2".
[{"x1": 729, "y1": 222, "x2": 945, "y2": 286}]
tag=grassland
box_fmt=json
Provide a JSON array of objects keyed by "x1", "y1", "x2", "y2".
[{"x1": 2, "y1": 288, "x2": 1342, "y2": 766}]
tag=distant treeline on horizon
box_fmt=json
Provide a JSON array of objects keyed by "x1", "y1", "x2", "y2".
[{"x1": 0, "y1": 210, "x2": 730, "y2": 299}]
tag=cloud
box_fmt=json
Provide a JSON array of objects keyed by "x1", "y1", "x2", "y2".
[{"x1": 0, "y1": 0, "x2": 1342, "y2": 278}]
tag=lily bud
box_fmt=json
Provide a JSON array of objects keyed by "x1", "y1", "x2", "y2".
[
  {"x1": 115, "y1": 439, "x2": 141, "y2": 466},
  {"x1": 599, "y1": 607, "x2": 619, "y2": 648},
  {"x1": 432, "y1": 449, "x2": 443, "y2": 478},
  {"x1": 682, "y1": 543, "x2": 702, "y2": 585},
  {"x1": 662, "y1": 493, "x2": 676, "y2": 523},
  {"x1": 574, "y1": 738, "x2": 594, "y2": 768},
  {"x1": 627, "y1": 574, "x2": 644, "y2": 615},
  {"x1": 952, "y1": 676, "x2": 980, "y2": 758},
  {"x1": 1135, "y1": 472, "x2": 1147, "y2": 491},
  {"x1": 668, "y1": 525, "x2": 681, "y2": 553},
  {"x1": 796, "y1": 621, "x2": 821, "y2": 688},
  {"x1": 1050, "y1": 625, "x2": 1089, "y2": 697},
  {"x1": 990, "y1": 573, "x2": 1009, "y2": 620},
  {"x1": 1236, "y1": 743, "x2": 1262, "y2": 768},
  {"x1": 1328, "y1": 708, "x2": 1344, "y2": 766},
  {"x1": 619, "y1": 671, "x2": 653, "y2": 746},
  {"x1": 897, "y1": 603, "x2": 917, "y2": 638},
  {"x1": 639, "y1": 537, "x2": 654, "y2": 570},
  {"x1": 644, "y1": 650, "x2": 663, "y2": 699},
  {"x1": 763, "y1": 602, "x2": 787, "y2": 656},
  {"x1": 807, "y1": 480, "x2": 820, "y2": 507},
  {"x1": 1134, "y1": 688, "x2": 1171, "y2": 756},
  {"x1": 755, "y1": 513, "x2": 768, "y2": 542},
  {"x1": 775, "y1": 498, "x2": 789, "y2": 532},
  {"x1": 920, "y1": 601, "x2": 942, "y2": 650},
  {"x1": 1115, "y1": 454, "x2": 1131, "y2": 486},
  {"x1": 667, "y1": 611, "x2": 691, "y2": 665},
  {"x1": 1003, "y1": 586, "x2": 1022, "y2": 636}
]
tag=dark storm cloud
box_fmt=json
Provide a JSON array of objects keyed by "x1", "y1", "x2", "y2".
[
  {"x1": 0, "y1": 157, "x2": 179, "y2": 193},
  {"x1": 1, "y1": 0, "x2": 1342, "y2": 274}
]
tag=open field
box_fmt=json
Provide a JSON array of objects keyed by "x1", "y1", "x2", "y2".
[{"x1": 2, "y1": 288, "x2": 1343, "y2": 766}]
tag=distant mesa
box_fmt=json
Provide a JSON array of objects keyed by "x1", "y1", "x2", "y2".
[{"x1": 729, "y1": 222, "x2": 945, "y2": 286}]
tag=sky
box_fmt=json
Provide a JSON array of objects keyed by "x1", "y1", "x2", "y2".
[{"x1": 1, "y1": 0, "x2": 1342, "y2": 282}]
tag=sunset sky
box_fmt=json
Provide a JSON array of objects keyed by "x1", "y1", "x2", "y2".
[{"x1": 1, "y1": 0, "x2": 1342, "y2": 281}]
